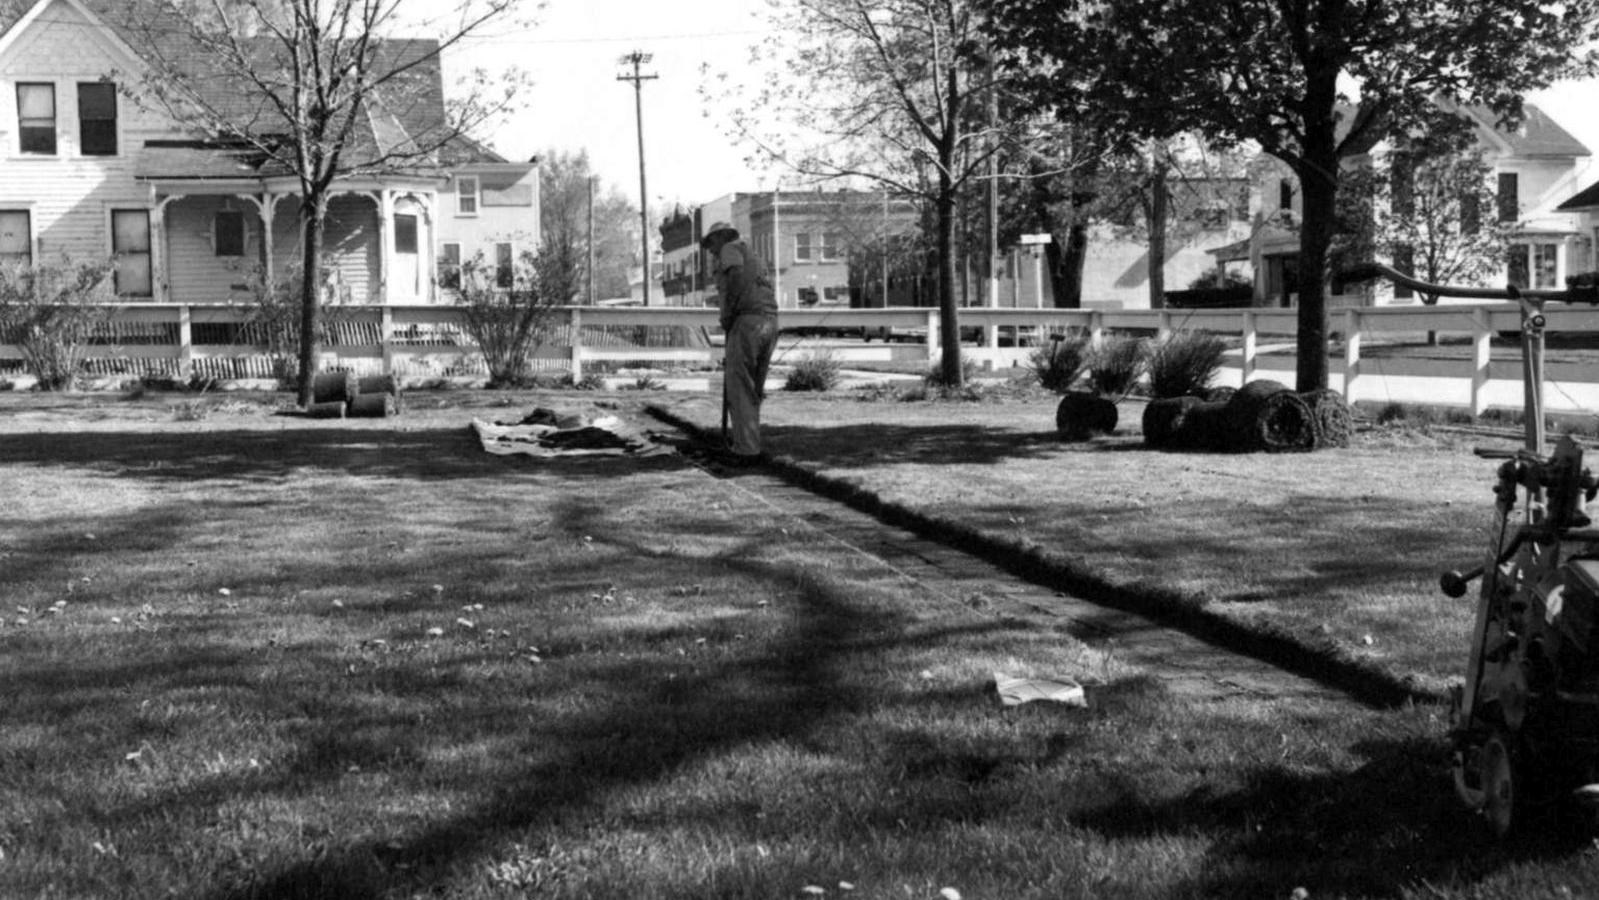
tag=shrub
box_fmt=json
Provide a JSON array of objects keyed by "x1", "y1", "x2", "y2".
[
  {"x1": 628, "y1": 375, "x2": 666, "y2": 391},
  {"x1": 455, "y1": 251, "x2": 561, "y2": 389},
  {"x1": 784, "y1": 353, "x2": 842, "y2": 392},
  {"x1": 555, "y1": 372, "x2": 607, "y2": 391},
  {"x1": 1088, "y1": 336, "x2": 1147, "y2": 400},
  {"x1": 1147, "y1": 330, "x2": 1228, "y2": 399},
  {"x1": 0, "y1": 256, "x2": 117, "y2": 391},
  {"x1": 1028, "y1": 334, "x2": 1091, "y2": 393},
  {"x1": 241, "y1": 265, "x2": 353, "y2": 390},
  {"x1": 923, "y1": 355, "x2": 980, "y2": 390}
]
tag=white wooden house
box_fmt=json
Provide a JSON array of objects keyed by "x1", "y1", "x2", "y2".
[
  {"x1": 1211, "y1": 103, "x2": 1591, "y2": 307},
  {"x1": 0, "y1": 0, "x2": 537, "y2": 306}
]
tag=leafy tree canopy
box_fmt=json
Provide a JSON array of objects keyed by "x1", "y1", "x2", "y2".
[{"x1": 984, "y1": 0, "x2": 1599, "y2": 389}]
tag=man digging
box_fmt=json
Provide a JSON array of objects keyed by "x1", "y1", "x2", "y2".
[{"x1": 701, "y1": 221, "x2": 778, "y2": 466}]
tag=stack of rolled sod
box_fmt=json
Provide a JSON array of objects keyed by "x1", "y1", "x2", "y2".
[
  {"x1": 1142, "y1": 380, "x2": 1349, "y2": 453},
  {"x1": 305, "y1": 372, "x2": 401, "y2": 418}
]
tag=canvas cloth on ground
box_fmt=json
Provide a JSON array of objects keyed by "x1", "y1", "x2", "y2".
[{"x1": 471, "y1": 409, "x2": 671, "y2": 458}]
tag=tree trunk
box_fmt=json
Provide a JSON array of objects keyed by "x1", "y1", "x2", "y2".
[
  {"x1": 1147, "y1": 159, "x2": 1169, "y2": 310},
  {"x1": 936, "y1": 171, "x2": 962, "y2": 386},
  {"x1": 296, "y1": 193, "x2": 329, "y2": 407},
  {"x1": 1056, "y1": 219, "x2": 1087, "y2": 308},
  {"x1": 1294, "y1": 80, "x2": 1340, "y2": 393}
]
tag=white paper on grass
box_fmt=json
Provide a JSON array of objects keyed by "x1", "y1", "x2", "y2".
[{"x1": 993, "y1": 673, "x2": 1088, "y2": 708}]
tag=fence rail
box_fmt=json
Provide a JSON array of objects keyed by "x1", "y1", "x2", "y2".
[{"x1": 2, "y1": 301, "x2": 1594, "y2": 414}]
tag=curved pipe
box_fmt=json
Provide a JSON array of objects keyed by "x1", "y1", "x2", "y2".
[{"x1": 1337, "y1": 262, "x2": 1599, "y2": 305}]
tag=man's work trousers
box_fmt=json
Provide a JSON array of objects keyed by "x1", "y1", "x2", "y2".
[{"x1": 724, "y1": 314, "x2": 778, "y2": 456}]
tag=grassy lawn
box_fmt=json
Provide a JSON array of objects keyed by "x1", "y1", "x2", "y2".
[
  {"x1": 657, "y1": 386, "x2": 1513, "y2": 699},
  {"x1": 4, "y1": 387, "x2": 1599, "y2": 898}
]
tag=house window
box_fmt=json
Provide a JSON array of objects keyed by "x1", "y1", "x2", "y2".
[
  {"x1": 821, "y1": 232, "x2": 841, "y2": 261},
  {"x1": 1278, "y1": 179, "x2": 1294, "y2": 211},
  {"x1": 0, "y1": 211, "x2": 30, "y2": 268},
  {"x1": 1497, "y1": 172, "x2": 1519, "y2": 223},
  {"x1": 794, "y1": 232, "x2": 813, "y2": 262},
  {"x1": 1507, "y1": 242, "x2": 1559, "y2": 289},
  {"x1": 394, "y1": 214, "x2": 419, "y2": 254},
  {"x1": 494, "y1": 242, "x2": 514, "y2": 288},
  {"x1": 77, "y1": 82, "x2": 116, "y2": 156},
  {"x1": 111, "y1": 209, "x2": 152, "y2": 297},
  {"x1": 1535, "y1": 243, "x2": 1558, "y2": 288},
  {"x1": 16, "y1": 83, "x2": 56, "y2": 155},
  {"x1": 457, "y1": 175, "x2": 479, "y2": 216},
  {"x1": 437, "y1": 242, "x2": 462, "y2": 290},
  {"x1": 797, "y1": 286, "x2": 818, "y2": 305},
  {"x1": 214, "y1": 210, "x2": 245, "y2": 257}
]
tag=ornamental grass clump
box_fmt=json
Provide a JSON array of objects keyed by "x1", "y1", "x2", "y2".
[
  {"x1": 1148, "y1": 330, "x2": 1228, "y2": 399},
  {"x1": 784, "y1": 352, "x2": 842, "y2": 392},
  {"x1": 1087, "y1": 336, "x2": 1148, "y2": 400},
  {"x1": 1027, "y1": 334, "x2": 1091, "y2": 393}
]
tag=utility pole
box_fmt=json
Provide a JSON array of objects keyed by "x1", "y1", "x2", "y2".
[
  {"x1": 587, "y1": 175, "x2": 596, "y2": 305},
  {"x1": 617, "y1": 50, "x2": 657, "y2": 306},
  {"x1": 985, "y1": 38, "x2": 1000, "y2": 308}
]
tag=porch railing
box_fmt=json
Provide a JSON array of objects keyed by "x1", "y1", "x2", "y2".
[{"x1": 3, "y1": 301, "x2": 1597, "y2": 415}]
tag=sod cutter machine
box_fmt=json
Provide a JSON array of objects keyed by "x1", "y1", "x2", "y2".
[{"x1": 1344, "y1": 263, "x2": 1599, "y2": 836}]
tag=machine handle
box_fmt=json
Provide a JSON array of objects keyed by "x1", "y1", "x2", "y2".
[
  {"x1": 1338, "y1": 262, "x2": 1599, "y2": 305},
  {"x1": 1440, "y1": 566, "x2": 1485, "y2": 599}
]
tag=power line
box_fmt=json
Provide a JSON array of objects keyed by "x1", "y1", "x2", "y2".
[{"x1": 460, "y1": 29, "x2": 768, "y2": 46}]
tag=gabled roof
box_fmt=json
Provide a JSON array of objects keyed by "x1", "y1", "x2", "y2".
[
  {"x1": 1557, "y1": 180, "x2": 1599, "y2": 212},
  {"x1": 1, "y1": 0, "x2": 507, "y2": 175},
  {"x1": 1462, "y1": 103, "x2": 1590, "y2": 159}
]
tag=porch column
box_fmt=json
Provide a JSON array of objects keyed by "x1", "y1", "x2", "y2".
[
  {"x1": 378, "y1": 190, "x2": 394, "y2": 303},
  {"x1": 152, "y1": 194, "x2": 184, "y2": 303},
  {"x1": 417, "y1": 192, "x2": 436, "y2": 303},
  {"x1": 253, "y1": 193, "x2": 276, "y2": 284}
]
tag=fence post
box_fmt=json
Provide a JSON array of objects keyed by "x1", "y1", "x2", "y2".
[
  {"x1": 1341, "y1": 308, "x2": 1361, "y2": 402},
  {"x1": 1156, "y1": 309, "x2": 1172, "y2": 342},
  {"x1": 984, "y1": 311, "x2": 999, "y2": 370},
  {"x1": 1471, "y1": 307, "x2": 1492, "y2": 415},
  {"x1": 177, "y1": 304, "x2": 193, "y2": 379},
  {"x1": 568, "y1": 307, "x2": 583, "y2": 380},
  {"x1": 1088, "y1": 310, "x2": 1104, "y2": 349},
  {"x1": 380, "y1": 305, "x2": 394, "y2": 375},
  {"x1": 1240, "y1": 310, "x2": 1257, "y2": 386},
  {"x1": 926, "y1": 308, "x2": 940, "y2": 365}
]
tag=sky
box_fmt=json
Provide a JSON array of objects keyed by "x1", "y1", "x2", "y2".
[
  {"x1": 435, "y1": 0, "x2": 1599, "y2": 219},
  {"x1": 439, "y1": 0, "x2": 782, "y2": 213}
]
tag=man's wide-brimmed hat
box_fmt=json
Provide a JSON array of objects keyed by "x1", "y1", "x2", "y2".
[{"x1": 700, "y1": 221, "x2": 739, "y2": 247}]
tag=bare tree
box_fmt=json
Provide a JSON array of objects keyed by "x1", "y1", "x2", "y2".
[
  {"x1": 715, "y1": 0, "x2": 1005, "y2": 387},
  {"x1": 111, "y1": 0, "x2": 530, "y2": 405}
]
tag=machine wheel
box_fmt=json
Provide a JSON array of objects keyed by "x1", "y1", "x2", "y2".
[{"x1": 1481, "y1": 732, "x2": 1526, "y2": 838}]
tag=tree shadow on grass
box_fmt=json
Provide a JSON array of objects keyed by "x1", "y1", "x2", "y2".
[
  {"x1": 175, "y1": 550, "x2": 968, "y2": 899},
  {"x1": 1075, "y1": 730, "x2": 1598, "y2": 899},
  {"x1": 0, "y1": 426, "x2": 684, "y2": 484}
]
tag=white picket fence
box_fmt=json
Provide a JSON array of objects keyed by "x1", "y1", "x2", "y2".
[{"x1": 5, "y1": 301, "x2": 1598, "y2": 414}]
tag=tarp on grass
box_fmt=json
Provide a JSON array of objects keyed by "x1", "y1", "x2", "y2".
[{"x1": 471, "y1": 414, "x2": 672, "y2": 458}]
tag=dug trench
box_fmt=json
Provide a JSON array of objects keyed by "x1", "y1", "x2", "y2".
[{"x1": 647, "y1": 402, "x2": 1426, "y2": 711}]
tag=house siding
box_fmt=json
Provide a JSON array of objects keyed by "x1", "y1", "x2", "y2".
[
  {"x1": 437, "y1": 169, "x2": 538, "y2": 279},
  {"x1": 0, "y1": 0, "x2": 173, "y2": 266},
  {"x1": 165, "y1": 197, "x2": 257, "y2": 304}
]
